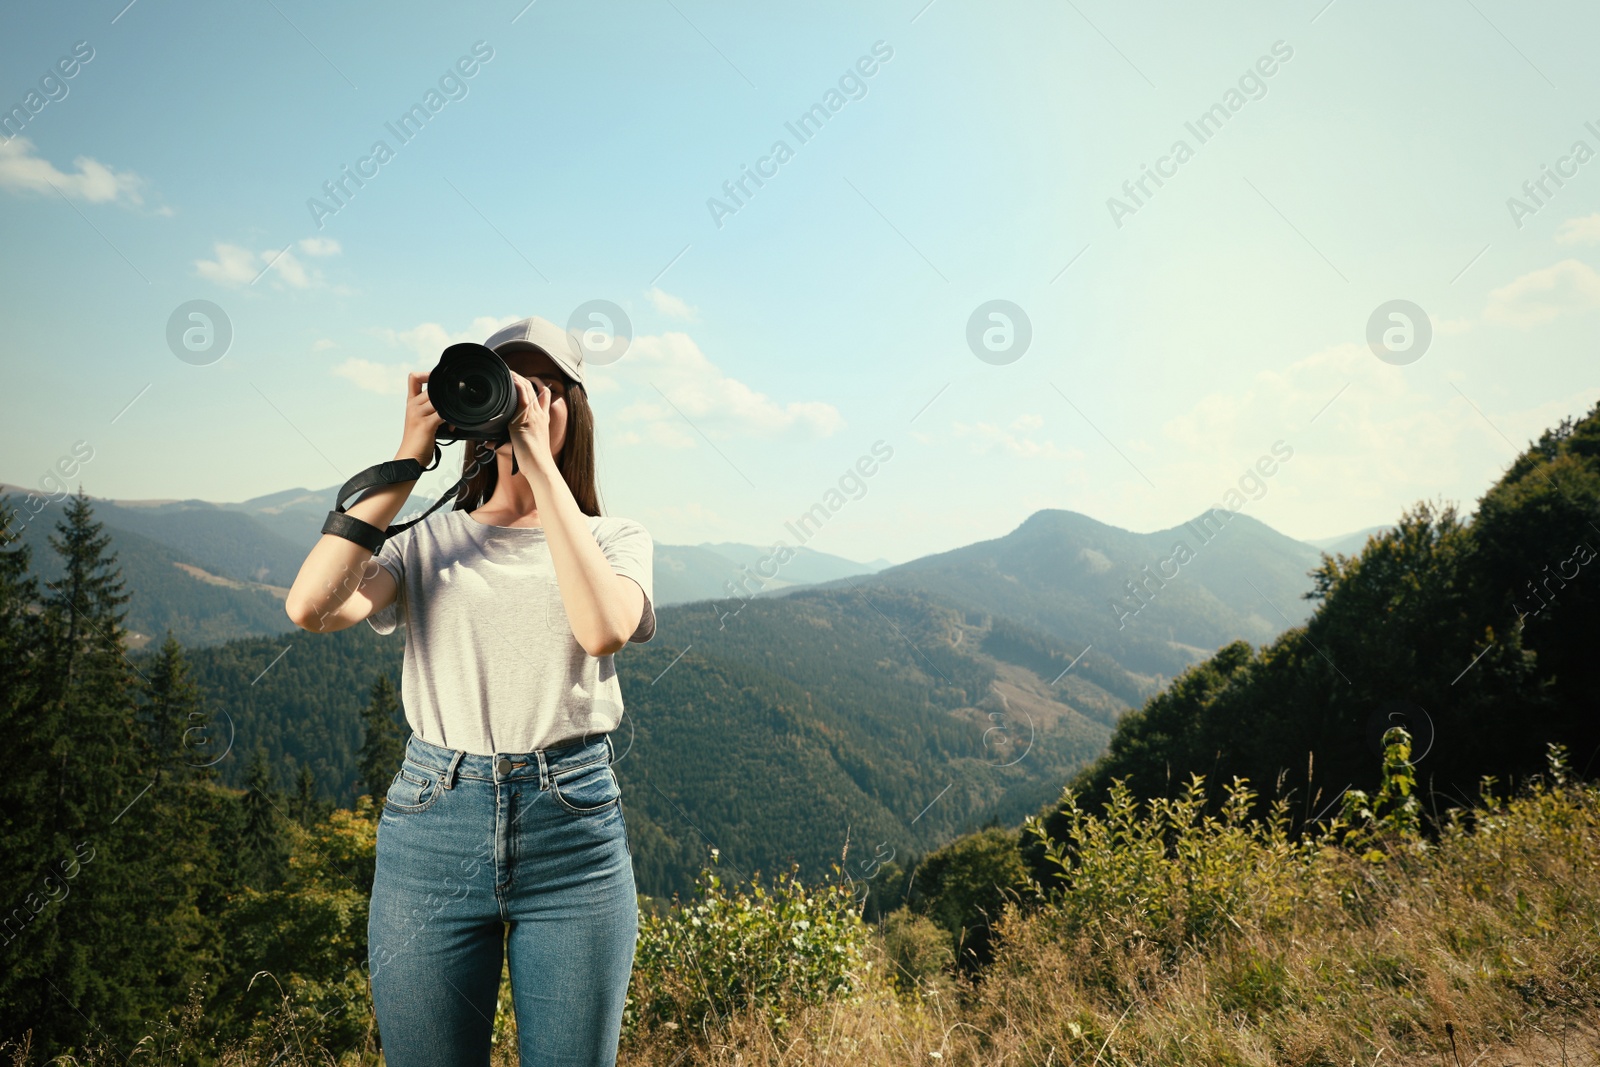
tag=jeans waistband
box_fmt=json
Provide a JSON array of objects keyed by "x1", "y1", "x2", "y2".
[{"x1": 402, "y1": 732, "x2": 614, "y2": 790}]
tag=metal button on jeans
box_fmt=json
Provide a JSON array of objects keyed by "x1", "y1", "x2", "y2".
[{"x1": 496, "y1": 757, "x2": 512, "y2": 776}]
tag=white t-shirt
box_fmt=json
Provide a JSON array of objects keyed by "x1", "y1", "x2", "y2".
[{"x1": 367, "y1": 508, "x2": 656, "y2": 755}]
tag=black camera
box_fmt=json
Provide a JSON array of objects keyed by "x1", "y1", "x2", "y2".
[
  {"x1": 429, "y1": 342, "x2": 519, "y2": 442},
  {"x1": 320, "y1": 342, "x2": 530, "y2": 552}
]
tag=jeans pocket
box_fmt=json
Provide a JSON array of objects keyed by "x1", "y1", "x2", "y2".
[
  {"x1": 551, "y1": 760, "x2": 621, "y2": 816},
  {"x1": 384, "y1": 765, "x2": 440, "y2": 814}
]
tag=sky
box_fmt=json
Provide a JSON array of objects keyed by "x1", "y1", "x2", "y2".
[{"x1": 2, "y1": 0, "x2": 1598, "y2": 566}]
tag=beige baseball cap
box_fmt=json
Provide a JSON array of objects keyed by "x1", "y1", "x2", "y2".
[{"x1": 483, "y1": 316, "x2": 584, "y2": 386}]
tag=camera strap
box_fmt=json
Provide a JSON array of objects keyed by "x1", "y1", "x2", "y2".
[{"x1": 320, "y1": 443, "x2": 462, "y2": 554}]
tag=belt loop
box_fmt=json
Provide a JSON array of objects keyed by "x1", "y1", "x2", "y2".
[
  {"x1": 536, "y1": 749, "x2": 549, "y2": 791},
  {"x1": 442, "y1": 749, "x2": 465, "y2": 790},
  {"x1": 604, "y1": 733, "x2": 615, "y2": 765}
]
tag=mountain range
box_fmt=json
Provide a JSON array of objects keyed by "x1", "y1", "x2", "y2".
[
  {"x1": 1, "y1": 480, "x2": 1372, "y2": 661},
  {"x1": 0, "y1": 481, "x2": 890, "y2": 647}
]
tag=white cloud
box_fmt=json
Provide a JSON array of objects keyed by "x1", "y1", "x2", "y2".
[
  {"x1": 1148, "y1": 337, "x2": 1600, "y2": 541},
  {"x1": 332, "y1": 357, "x2": 418, "y2": 396},
  {"x1": 647, "y1": 287, "x2": 698, "y2": 320},
  {"x1": 0, "y1": 136, "x2": 145, "y2": 205},
  {"x1": 610, "y1": 422, "x2": 698, "y2": 449},
  {"x1": 1484, "y1": 259, "x2": 1600, "y2": 328},
  {"x1": 312, "y1": 339, "x2": 336, "y2": 352},
  {"x1": 1555, "y1": 214, "x2": 1600, "y2": 245},
  {"x1": 344, "y1": 321, "x2": 839, "y2": 449},
  {"x1": 194, "y1": 243, "x2": 259, "y2": 286},
  {"x1": 1160, "y1": 343, "x2": 1429, "y2": 470},
  {"x1": 332, "y1": 315, "x2": 523, "y2": 396},
  {"x1": 372, "y1": 316, "x2": 521, "y2": 361},
  {"x1": 194, "y1": 238, "x2": 343, "y2": 290},
  {"x1": 612, "y1": 331, "x2": 842, "y2": 439},
  {"x1": 270, "y1": 248, "x2": 312, "y2": 289}
]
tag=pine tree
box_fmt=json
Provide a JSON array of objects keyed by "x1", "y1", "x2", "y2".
[
  {"x1": 0, "y1": 497, "x2": 53, "y2": 1036},
  {"x1": 40, "y1": 489, "x2": 136, "y2": 840},
  {"x1": 291, "y1": 762, "x2": 328, "y2": 828},
  {"x1": 8, "y1": 489, "x2": 150, "y2": 1050},
  {"x1": 0, "y1": 496, "x2": 46, "y2": 848},
  {"x1": 241, "y1": 746, "x2": 289, "y2": 886},
  {"x1": 139, "y1": 631, "x2": 218, "y2": 787},
  {"x1": 358, "y1": 673, "x2": 406, "y2": 807},
  {"x1": 115, "y1": 630, "x2": 228, "y2": 1032}
]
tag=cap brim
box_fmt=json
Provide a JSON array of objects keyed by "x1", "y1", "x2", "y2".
[
  {"x1": 491, "y1": 340, "x2": 546, "y2": 356},
  {"x1": 492, "y1": 340, "x2": 581, "y2": 383}
]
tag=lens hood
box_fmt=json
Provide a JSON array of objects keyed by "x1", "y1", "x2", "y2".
[{"x1": 429, "y1": 342, "x2": 518, "y2": 442}]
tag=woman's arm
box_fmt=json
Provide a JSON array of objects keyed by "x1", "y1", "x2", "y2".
[
  {"x1": 510, "y1": 377, "x2": 645, "y2": 657},
  {"x1": 284, "y1": 371, "x2": 442, "y2": 632}
]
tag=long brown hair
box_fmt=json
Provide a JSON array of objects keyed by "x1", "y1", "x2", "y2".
[{"x1": 450, "y1": 378, "x2": 602, "y2": 516}]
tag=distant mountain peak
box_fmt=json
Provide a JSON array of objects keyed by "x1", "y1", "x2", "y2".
[
  {"x1": 1305, "y1": 524, "x2": 1391, "y2": 555},
  {"x1": 1015, "y1": 508, "x2": 1105, "y2": 531},
  {"x1": 231, "y1": 486, "x2": 325, "y2": 510}
]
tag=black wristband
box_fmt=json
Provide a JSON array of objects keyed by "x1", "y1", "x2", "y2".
[
  {"x1": 319, "y1": 442, "x2": 459, "y2": 555},
  {"x1": 322, "y1": 510, "x2": 387, "y2": 553}
]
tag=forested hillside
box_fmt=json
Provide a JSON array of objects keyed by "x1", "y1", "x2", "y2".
[
  {"x1": 1032, "y1": 400, "x2": 1600, "y2": 877},
  {"x1": 166, "y1": 582, "x2": 1132, "y2": 900},
  {"x1": 1, "y1": 501, "x2": 295, "y2": 649}
]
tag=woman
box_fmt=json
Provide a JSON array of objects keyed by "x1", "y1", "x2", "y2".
[{"x1": 284, "y1": 316, "x2": 656, "y2": 1067}]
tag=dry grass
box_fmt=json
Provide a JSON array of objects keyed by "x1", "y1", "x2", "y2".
[{"x1": 617, "y1": 753, "x2": 1600, "y2": 1067}]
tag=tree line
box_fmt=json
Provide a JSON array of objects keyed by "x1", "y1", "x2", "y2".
[{"x1": 0, "y1": 491, "x2": 408, "y2": 1056}]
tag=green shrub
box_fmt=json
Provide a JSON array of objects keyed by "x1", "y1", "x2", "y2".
[
  {"x1": 623, "y1": 853, "x2": 873, "y2": 1041},
  {"x1": 211, "y1": 797, "x2": 379, "y2": 1050},
  {"x1": 1336, "y1": 725, "x2": 1425, "y2": 863},
  {"x1": 1023, "y1": 771, "x2": 1338, "y2": 968},
  {"x1": 907, "y1": 825, "x2": 1031, "y2": 970},
  {"x1": 880, "y1": 907, "x2": 955, "y2": 995}
]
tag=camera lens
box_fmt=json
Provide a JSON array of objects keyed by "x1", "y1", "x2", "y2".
[
  {"x1": 431, "y1": 343, "x2": 518, "y2": 440},
  {"x1": 458, "y1": 373, "x2": 491, "y2": 409}
]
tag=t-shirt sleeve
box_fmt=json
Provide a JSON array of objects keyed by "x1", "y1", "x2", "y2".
[
  {"x1": 366, "y1": 525, "x2": 411, "y2": 637},
  {"x1": 602, "y1": 518, "x2": 656, "y2": 643}
]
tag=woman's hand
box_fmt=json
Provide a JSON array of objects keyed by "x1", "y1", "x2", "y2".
[
  {"x1": 398, "y1": 371, "x2": 444, "y2": 463},
  {"x1": 507, "y1": 371, "x2": 557, "y2": 474}
]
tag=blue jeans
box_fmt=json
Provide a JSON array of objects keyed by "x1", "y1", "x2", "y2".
[{"x1": 368, "y1": 732, "x2": 638, "y2": 1066}]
